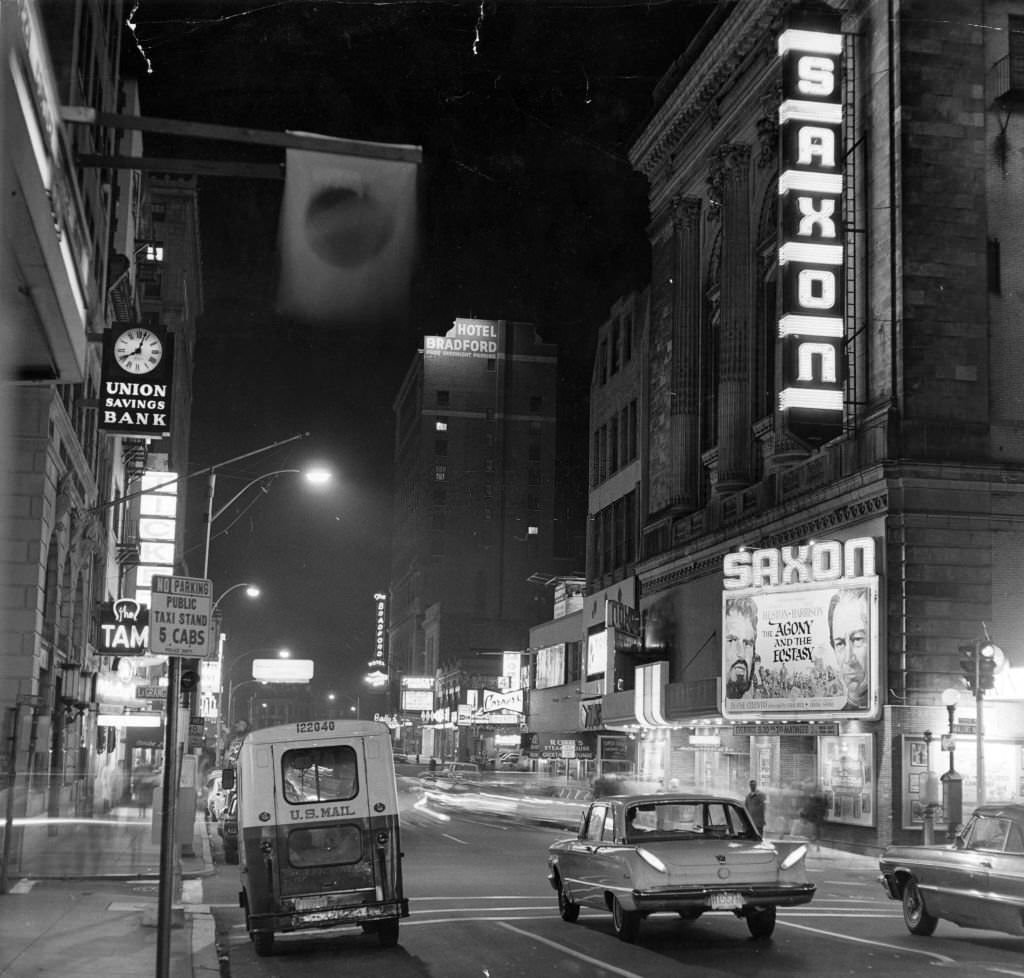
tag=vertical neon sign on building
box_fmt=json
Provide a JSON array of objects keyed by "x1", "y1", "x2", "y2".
[{"x1": 778, "y1": 9, "x2": 845, "y2": 446}]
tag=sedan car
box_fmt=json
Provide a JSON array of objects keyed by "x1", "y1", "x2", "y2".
[
  {"x1": 203, "y1": 770, "x2": 231, "y2": 822},
  {"x1": 879, "y1": 803, "x2": 1024, "y2": 938},
  {"x1": 217, "y1": 790, "x2": 238, "y2": 864},
  {"x1": 547, "y1": 793, "x2": 815, "y2": 942}
]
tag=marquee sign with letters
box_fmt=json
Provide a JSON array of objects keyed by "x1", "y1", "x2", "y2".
[{"x1": 777, "y1": 7, "x2": 845, "y2": 446}]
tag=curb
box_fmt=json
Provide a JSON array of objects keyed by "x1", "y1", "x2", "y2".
[{"x1": 185, "y1": 905, "x2": 220, "y2": 978}]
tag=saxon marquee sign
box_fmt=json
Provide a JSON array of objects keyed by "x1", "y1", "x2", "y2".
[
  {"x1": 721, "y1": 537, "x2": 880, "y2": 722},
  {"x1": 777, "y1": 8, "x2": 845, "y2": 446}
]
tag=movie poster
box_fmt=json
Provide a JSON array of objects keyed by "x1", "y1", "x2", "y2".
[{"x1": 721, "y1": 580, "x2": 879, "y2": 720}]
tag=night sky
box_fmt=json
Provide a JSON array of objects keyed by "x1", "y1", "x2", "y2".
[{"x1": 130, "y1": 0, "x2": 715, "y2": 694}]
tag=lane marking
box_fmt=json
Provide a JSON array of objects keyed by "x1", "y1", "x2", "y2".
[
  {"x1": 777, "y1": 919, "x2": 958, "y2": 964},
  {"x1": 441, "y1": 833, "x2": 468, "y2": 845},
  {"x1": 496, "y1": 920, "x2": 651, "y2": 978}
]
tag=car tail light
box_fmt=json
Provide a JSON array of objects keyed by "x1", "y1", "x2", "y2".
[
  {"x1": 636, "y1": 848, "x2": 668, "y2": 873},
  {"x1": 780, "y1": 845, "x2": 807, "y2": 870}
]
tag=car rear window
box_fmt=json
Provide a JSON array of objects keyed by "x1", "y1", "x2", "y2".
[{"x1": 626, "y1": 802, "x2": 757, "y2": 841}]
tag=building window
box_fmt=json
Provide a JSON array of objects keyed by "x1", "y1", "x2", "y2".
[
  {"x1": 527, "y1": 525, "x2": 539, "y2": 536},
  {"x1": 1011, "y1": 15, "x2": 1024, "y2": 88},
  {"x1": 436, "y1": 417, "x2": 448, "y2": 431},
  {"x1": 144, "y1": 243, "x2": 164, "y2": 262},
  {"x1": 437, "y1": 390, "x2": 450, "y2": 407},
  {"x1": 486, "y1": 358, "x2": 496, "y2": 371},
  {"x1": 610, "y1": 319, "x2": 620, "y2": 374},
  {"x1": 435, "y1": 439, "x2": 448, "y2": 456},
  {"x1": 609, "y1": 415, "x2": 619, "y2": 472},
  {"x1": 434, "y1": 463, "x2": 447, "y2": 481},
  {"x1": 988, "y1": 237, "x2": 1001, "y2": 294},
  {"x1": 628, "y1": 401, "x2": 638, "y2": 461},
  {"x1": 622, "y1": 313, "x2": 633, "y2": 363}
]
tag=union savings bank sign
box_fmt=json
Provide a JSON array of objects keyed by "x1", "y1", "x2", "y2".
[{"x1": 778, "y1": 8, "x2": 845, "y2": 446}]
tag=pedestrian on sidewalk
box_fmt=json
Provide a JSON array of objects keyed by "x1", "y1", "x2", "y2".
[
  {"x1": 745, "y1": 779, "x2": 767, "y2": 835},
  {"x1": 134, "y1": 765, "x2": 157, "y2": 816},
  {"x1": 801, "y1": 784, "x2": 828, "y2": 850}
]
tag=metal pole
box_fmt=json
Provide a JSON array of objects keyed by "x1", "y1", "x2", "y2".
[
  {"x1": 156, "y1": 657, "x2": 182, "y2": 978},
  {"x1": 1, "y1": 703, "x2": 23, "y2": 894},
  {"x1": 202, "y1": 472, "x2": 216, "y2": 580},
  {"x1": 976, "y1": 684, "x2": 986, "y2": 806}
]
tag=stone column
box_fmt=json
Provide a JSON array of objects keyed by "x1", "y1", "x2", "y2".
[
  {"x1": 712, "y1": 143, "x2": 755, "y2": 493},
  {"x1": 669, "y1": 195, "x2": 702, "y2": 510}
]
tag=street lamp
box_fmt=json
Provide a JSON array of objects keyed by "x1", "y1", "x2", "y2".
[
  {"x1": 326, "y1": 691, "x2": 359, "y2": 718},
  {"x1": 940, "y1": 687, "x2": 963, "y2": 839},
  {"x1": 212, "y1": 582, "x2": 261, "y2": 616},
  {"x1": 221, "y1": 647, "x2": 291, "y2": 755},
  {"x1": 202, "y1": 464, "x2": 332, "y2": 577}
]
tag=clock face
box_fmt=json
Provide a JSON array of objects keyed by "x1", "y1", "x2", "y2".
[{"x1": 113, "y1": 328, "x2": 164, "y2": 374}]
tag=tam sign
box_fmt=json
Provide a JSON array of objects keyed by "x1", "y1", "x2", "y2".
[
  {"x1": 777, "y1": 8, "x2": 845, "y2": 446},
  {"x1": 98, "y1": 598, "x2": 149, "y2": 654}
]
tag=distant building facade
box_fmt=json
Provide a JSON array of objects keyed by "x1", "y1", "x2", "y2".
[{"x1": 389, "y1": 318, "x2": 575, "y2": 760}]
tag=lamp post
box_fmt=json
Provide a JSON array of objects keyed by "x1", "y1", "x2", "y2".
[
  {"x1": 223, "y1": 647, "x2": 291, "y2": 732},
  {"x1": 202, "y1": 465, "x2": 332, "y2": 578},
  {"x1": 940, "y1": 687, "x2": 963, "y2": 839},
  {"x1": 326, "y1": 692, "x2": 360, "y2": 719},
  {"x1": 920, "y1": 730, "x2": 940, "y2": 844},
  {"x1": 212, "y1": 582, "x2": 261, "y2": 616}
]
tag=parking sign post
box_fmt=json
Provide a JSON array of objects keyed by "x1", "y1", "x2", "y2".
[
  {"x1": 149, "y1": 575, "x2": 212, "y2": 978},
  {"x1": 149, "y1": 575, "x2": 214, "y2": 659}
]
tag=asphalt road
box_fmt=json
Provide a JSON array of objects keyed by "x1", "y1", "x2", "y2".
[{"x1": 202, "y1": 787, "x2": 1024, "y2": 978}]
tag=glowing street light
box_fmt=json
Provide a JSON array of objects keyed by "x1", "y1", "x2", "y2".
[
  {"x1": 212, "y1": 582, "x2": 261, "y2": 616},
  {"x1": 202, "y1": 464, "x2": 333, "y2": 577}
]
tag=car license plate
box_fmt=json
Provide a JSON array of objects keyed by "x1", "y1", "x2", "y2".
[{"x1": 709, "y1": 892, "x2": 743, "y2": 910}]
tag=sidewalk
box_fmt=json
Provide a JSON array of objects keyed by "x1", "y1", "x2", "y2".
[{"x1": 0, "y1": 809, "x2": 219, "y2": 978}]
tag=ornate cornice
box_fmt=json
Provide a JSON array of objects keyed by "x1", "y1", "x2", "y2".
[{"x1": 629, "y1": 0, "x2": 790, "y2": 179}]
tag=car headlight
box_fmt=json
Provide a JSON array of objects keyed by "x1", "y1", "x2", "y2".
[
  {"x1": 780, "y1": 845, "x2": 808, "y2": 870},
  {"x1": 636, "y1": 848, "x2": 668, "y2": 873}
]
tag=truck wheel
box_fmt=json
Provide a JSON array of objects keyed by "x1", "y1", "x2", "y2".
[
  {"x1": 377, "y1": 918, "x2": 400, "y2": 947},
  {"x1": 252, "y1": 930, "x2": 274, "y2": 956}
]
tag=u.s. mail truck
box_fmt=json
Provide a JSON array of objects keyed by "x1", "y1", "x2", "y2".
[{"x1": 230, "y1": 719, "x2": 408, "y2": 955}]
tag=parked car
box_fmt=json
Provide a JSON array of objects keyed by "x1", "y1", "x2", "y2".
[
  {"x1": 878, "y1": 803, "x2": 1024, "y2": 938},
  {"x1": 217, "y1": 790, "x2": 239, "y2": 863},
  {"x1": 204, "y1": 770, "x2": 231, "y2": 821},
  {"x1": 547, "y1": 793, "x2": 816, "y2": 943},
  {"x1": 498, "y1": 752, "x2": 522, "y2": 769}
]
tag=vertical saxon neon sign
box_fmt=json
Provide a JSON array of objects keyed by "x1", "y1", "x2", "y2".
[{"x1": 778, "y1": 9, "x2": 844, "y2": 446}]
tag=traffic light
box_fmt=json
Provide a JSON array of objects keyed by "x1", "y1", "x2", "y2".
[
  {"x1": 977, "y1": 644, "x2": 997, "y2": 691},
  {"x1": 959, "y1": 644, "x2": 977, "y2": 692}
]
